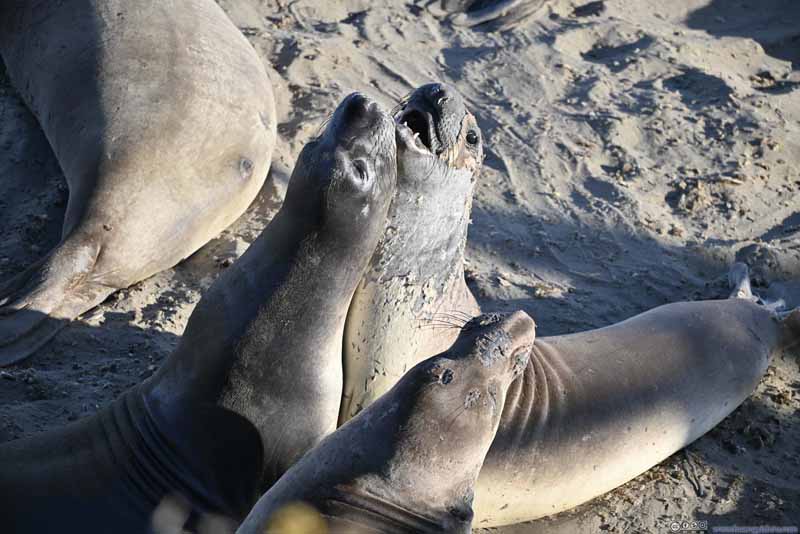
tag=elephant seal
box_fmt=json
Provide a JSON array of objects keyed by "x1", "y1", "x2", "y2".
[
  {"x1": 340, "y1": 83, "x2": 483, "y2": 423},
  {"x1": 238, "y1": 311, "x2": 536, "y2": 534},
  {"x1": 467, "y1": 264, "x2": 800, "y2": 527},
  {"x1": 0, "y1": 93, "x2": 397, "y2": 533},
  {"x1": 336, "y1": 84, "x2": 799, "y2": 525},
  {"x1": 0, "y1": 0, "x2": 276, "y2": 365}
]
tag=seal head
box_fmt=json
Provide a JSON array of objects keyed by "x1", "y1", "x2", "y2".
[
  {"x1": 284, "y1": 92, "x2": 396, "y2": 231},
  {"x1": 395, "y1": 82, "x2": 483, "y2": 193}
]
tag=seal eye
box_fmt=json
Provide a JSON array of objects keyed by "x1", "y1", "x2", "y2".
[
  {"x1": 353, "y1": 159, "x2": 368, "y2": 182},
  {"x1": 466, "y1": 130, "x2": 479, "y2": 146}
]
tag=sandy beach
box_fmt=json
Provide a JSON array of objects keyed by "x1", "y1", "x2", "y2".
[{"x1": 1, "y1": 0, "x2": 798, "y2": 531}]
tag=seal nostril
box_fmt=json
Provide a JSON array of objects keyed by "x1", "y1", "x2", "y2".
[
  {"x1": 343, "y1": 93, "x2": 371, "y2": 121},
  {"x1": 441, "y1": 368, "x2": 454, "y2": 385},
  {"x1": 429, "y1": 84, "x2": 446, "y2": 99},
  {"x1": 448, "y1": 505, "x2": 473, "y2": 522}
]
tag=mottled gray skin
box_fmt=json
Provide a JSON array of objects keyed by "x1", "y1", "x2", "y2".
[
  {"x1": 340, "y1": 83, "x2": 483, "y2": 423},
  {"x1": 472, "y1": 266, "x2": 800, "y2": 526},
  {"x1": 0, "y1": 0, "x2": 276, "y2": 365},
  {"x1": 0, "y1": 94, "x2": 397, "y2": 533},
  {"x1": 239, "y1": 311, "x2": 536, "y2": 534}
]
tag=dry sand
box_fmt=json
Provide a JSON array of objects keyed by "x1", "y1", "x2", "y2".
[{"x1": 1, "y1": 0, "x2": 799, "y2": 532}]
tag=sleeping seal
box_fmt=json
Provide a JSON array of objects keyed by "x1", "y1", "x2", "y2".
[
  {"x1": 0, "y1": 0, "x2": 276, "y2": 365},
  {"x1": 0, "y1": 93, "x2": 397, "y2": 533},
  {"x1": 238, "y1": 311, "x2": 536, "y2": 534}
]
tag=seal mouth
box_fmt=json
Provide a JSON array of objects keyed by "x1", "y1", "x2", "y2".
[{"x1": 396, "y1": 106, "x2": 441, "y2": 156}]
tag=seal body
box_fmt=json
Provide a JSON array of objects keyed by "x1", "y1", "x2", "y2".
[
  {"x1": 238, "y1": 311, "x2": 536, "y2": 534},
  {"x1": 473, "y1": 297, "x2": 800, "y2": 526},
  {"x1": 149, "y1": 92, "x2": 398, "y2": 488},
  {"x1": 0, "y1": 0, "x2": 277, "y2": 365},
  {"x1": 340, "y1": 83, "x2": 483, "y2": 423},
  {"x1": 0, "y1": 93, "x2": 397, "y2": 532}
]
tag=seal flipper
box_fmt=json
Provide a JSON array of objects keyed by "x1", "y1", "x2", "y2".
[
  {"x1": 0, "y1": 238, "x2": 112, "y2": 366},
  {"x1": 728, "y1": 262, "x2": 800, "y2": 350}
]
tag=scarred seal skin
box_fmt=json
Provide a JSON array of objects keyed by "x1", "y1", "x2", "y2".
[
  {"x1": 338, "y1": 83, "x2": 800, "y2": 528},
  {"x1": 238, "y1": 311, "x2": 536, "y2": 534},
  {"x1": 0, "y1": 93, "x2": 397, "y2": 533},
  {"x1": 340, "y1": 83, "x2": 483, "y2": 424},
  {"x1": 0, "y1": 0, "x2": 277, "y2": 365}
]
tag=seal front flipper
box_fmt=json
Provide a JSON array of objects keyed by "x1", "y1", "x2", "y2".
[{"x1": 0, "y1": 236, "x2": 113, "y2": 366}]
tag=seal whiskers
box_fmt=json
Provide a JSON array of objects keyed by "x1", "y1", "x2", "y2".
[
  {"x1": 238, "y1": 311, "x2": 536, "y2": 534},
  {"x1": 0, "y1": 93, "x2": 397, "y2": 532}
]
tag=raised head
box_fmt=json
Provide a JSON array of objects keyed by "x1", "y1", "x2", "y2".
[
  {"x1": 283, "y1": 92, "x2": 397, "y2": 237},
  {"x1": 344, "y1": 310, "x2": 535, "y2": 533},
  {"x1": 395, "y1": 82, "x2": 483, "y2": 185},
  {"x1": 238, "y1": 311, "x2": 535, "y2": 534}
]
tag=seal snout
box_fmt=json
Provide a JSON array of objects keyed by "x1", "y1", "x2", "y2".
[
  {"x1": 454, "y1": 311, "x2": 535, "y2": 382},
  {"x1": 333, "y1": 92, "x2": 393, "y2": 140},
  {"x1": 502, "y1": 310, "x2": 536, "y2": 351},
  {"x1": 396, "y1": 83, "x2": 466, "y2": 156}
]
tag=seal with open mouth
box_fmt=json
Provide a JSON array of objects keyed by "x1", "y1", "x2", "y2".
[
  {"x1": 239, "y1": 311, "x2": 536, "y2": 534},
  {"x1": 0, "y1": 0, "x2": 276, "y2": 365},
  {"x1": 338, "y1": 83, "x2": 800, "y2": 527},
  {"x1": 0, "y1": 93, "x2": 397, "y2": 533},
  {"x1": 340, "y1": 83, "x2": 483, "y2": 424}
]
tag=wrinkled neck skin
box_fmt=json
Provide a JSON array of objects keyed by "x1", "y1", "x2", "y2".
[
  {"x1": 0, "y1": 386, "x2": 259, "y2": 532},
  {"x1": 239, "y1": 373, "x2": 475, "y2": 534},
  {"x1": 473, "y1": 298, "x2": 788, "y2": 526},
  {"x1": 369, "y1": 162, "x2": 475, "y2": 292},
  {"x1": 341, "y1": 162, "x2": 480, "y2": 422}
]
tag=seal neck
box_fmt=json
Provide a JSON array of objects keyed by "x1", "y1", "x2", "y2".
[
  {"x1": 369, "y1": 166, "x2": 475, "y2": 287},
  {"x1": 104, "y1": 388, "x2": 262, "y2": 520}
]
